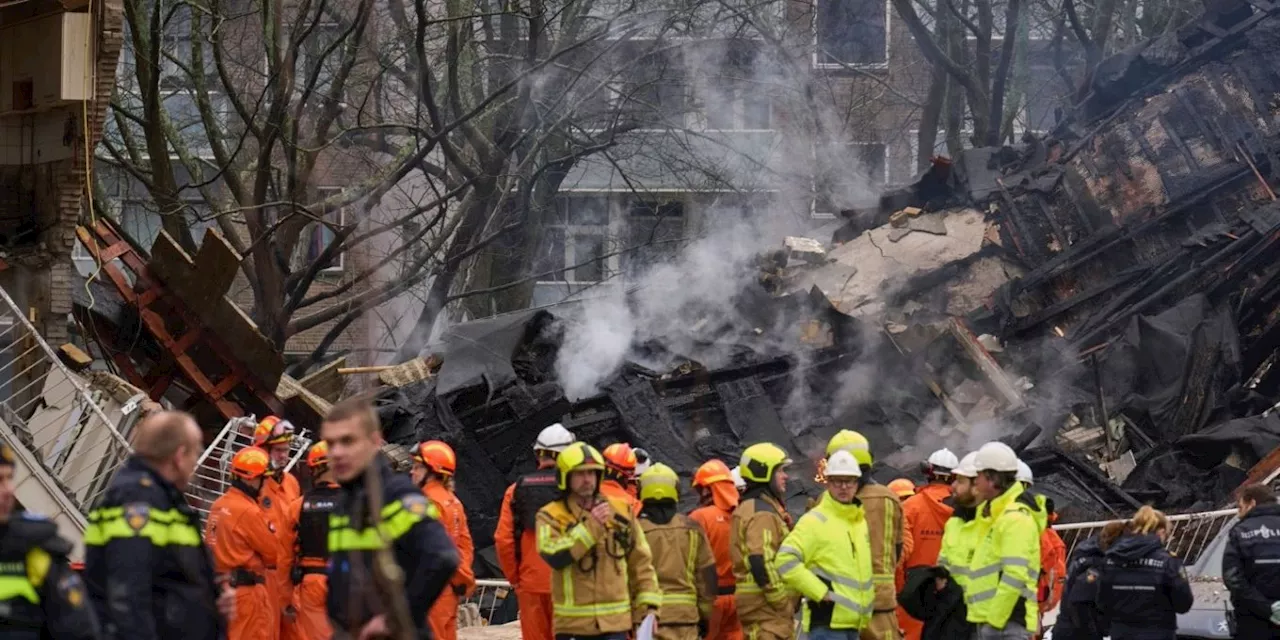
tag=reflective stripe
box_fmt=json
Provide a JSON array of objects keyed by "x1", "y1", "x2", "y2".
[
  {"x1": 778, "y1": 545, "x2": 804, "y2": 560},
  {"x1": 1001, "y1": 556, "x2": 1030, "y2": 568},
  {"x1": 556, "y1": 600, "x2": 633, "y2": 617},
  {"x1": 328, "y1": 498, "x2": 432, "y2": 551},
  {"x1": 967, "y1": 588, "x2": 996, "y2": 605},
  {"x1": 661, "y1": 592, "x2": 698, "y2": 605},
  {"x1": 829, "y1": 591, "x2": 872, "y2": 615},
  {"x1": 84, "y1": 506, "x2": 202, "y2": 547},
  {"x1": 999, "y1": 574, "x2": 1024, "y2": 589},
  {"x1": 636, "y1": 590, "x2": 662, "y2": 609},
  {"x1": 0, "y1": 576, "x2": 38, "y2": 604},
  {"x1": 970, "y1": 564, "x2": 1001, "y2": 579},
  {"x1": 776, "y1": 559, "x2": 801, "y2": 576},
  {"x1": 813, "y1": 567, "x2": 874, "y2": 591},
  {"x1": 571, "y1": 523, "x2": 596, "y2": 547},
  {"x1": 810, "y1": 512, "x2": 828, "y2": 523}
]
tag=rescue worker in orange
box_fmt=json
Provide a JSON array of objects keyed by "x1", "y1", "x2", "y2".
[
  {"x1": 252, "y1": 416, "x2": 301, "y2": 635},
  {"x1": 412, "y1": 441, "x2": 476, "y2": 640},
  {"x1": 494, "y1": 423, "x2": 575, "y2": 640},
  {"x1": 1017, "y1": 461, "x2": 1066, "y2": 632},
  {"x1": 601, "y1": 442, "x2": 641, "y2": 514},
  {"x1": 689, "y1": 459, "x2": 743, "y2": 640},
  {"x1": 289, "y1": 442, "x2": 339, "y2": 640},
  {"x1": 639, "y1": 463, "x2": 717, "y2": 640},
  {"x1": 897, "y1": 449, "x2": 958, "y2": 640},
  {"x1": 204, "y1": 447, "x2": 285, "y2": 640}
]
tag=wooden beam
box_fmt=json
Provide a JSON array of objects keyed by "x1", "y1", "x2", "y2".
[{"x1": 949, "y1": 318, "x2": 1026, "y2": 409}]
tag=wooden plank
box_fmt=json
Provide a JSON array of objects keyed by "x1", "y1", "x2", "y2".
[{"x1": 949, "y1": 318, "x2": 1027, "y2": 409}]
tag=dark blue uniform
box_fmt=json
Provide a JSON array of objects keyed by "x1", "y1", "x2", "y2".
[
  {"x1": 1223, "y1": 502, "x2": 1280, "y2": 639},
  {"x1": 1096, "y1": 533, "x2": 1193, "y2": 640},
  {"x1": 82, "y1": 457, "x2": 222, "y2": 640},
  {"x1": 326, "y1": 454, "x2": 459, "y2": 639},
  {"x1": 0, "y1": 513, "x2": 101, "y2": 640},
  {"x1": 1051, "y1": 535, "x2": 1106, "y2": 640}
]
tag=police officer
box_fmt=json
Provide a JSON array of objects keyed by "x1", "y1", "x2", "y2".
[
  {"x1": 83, "y1": 410, "x2": 232, "y2": 640},
  {"x1": 321, "y1": 399, "x2": 459, "y2": 639},
  {"x1": 1224, "y1": 483, "x2": 1280, "y2": 639},
  {"x1": 0, "y1": 442, "x2": 102, "y2": 639},
  {"x1": 1097, "y1": 505, "x2": 1193, "y2": 640}
]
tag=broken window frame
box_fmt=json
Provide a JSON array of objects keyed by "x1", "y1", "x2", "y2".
[
  {"x1": 536, "y1": 194, "x2": 618, "y2": 286},
  {"x1": 811, "y1": 0, "x2": 891, "y2": 69}
]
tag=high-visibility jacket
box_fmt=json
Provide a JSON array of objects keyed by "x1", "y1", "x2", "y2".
[
  {"x1": 601, "y1": 480, "x2": 641, "y2": 516},
  {"x1": 964, "y1": 483, "x2": 1040, "y2": 631},
  {"x1": 730, "y1": 489, "x2": 795, "y2": 628},
  {"x1": 536, "y1": 494, "x2": 662, "y2": 635},
  {"x1": 0, "y1": 514, "x2": 101, "y2": 640},
  {"x1": 495, "y1": 468, "x2": 558, "y2": 593},
  {"x1": 639, "y1": 510, "x2": 716, "y2": 624},
  {"x1": 690, "y1": 503, "x2": 735, "y2": 590},
  {"x1": 855, "y1": 482, "x2": 904, "y2": 613},
  {"x1": 776, "y1": 492, "x2": 874, "y2": 631},
  {"x1": 205, "y1": 484, "x2": 285, "y2": 640},
  {"x1": 425, "y1": 479, "x2": 476, "y2": 640},
  {"x1": 936, "y1": 505, "x2": 979, "y2": 591}
]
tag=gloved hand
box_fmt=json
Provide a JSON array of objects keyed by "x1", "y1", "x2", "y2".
[{"x1": 1269, "y1": 601, "x2": 1280, "y2": 625}]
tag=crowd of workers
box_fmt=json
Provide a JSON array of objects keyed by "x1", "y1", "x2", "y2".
[{"x1": 0, "y1": 400, "x2": 1279, "y2": 639}]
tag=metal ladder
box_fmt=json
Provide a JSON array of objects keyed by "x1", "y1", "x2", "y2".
[{"x1": 184, "y1": 415, "x2": 310, "y2": 518}]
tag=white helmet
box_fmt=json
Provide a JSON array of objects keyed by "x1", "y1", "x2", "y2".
[
  {"x1": 731, "y1": 466, "x2": 746, "y2": 491},
  {"x1": 954, "y1": 452, "x2": 979, "y2": 478},
  {"x1": 927, "y1": 448, "x2": 960, "y2": 472},
  {"x1": 973, "y1": 442, "x2": 1019, "y2": 473},
  {"x1": 825, "y1": 450, "x2": 863, "y2": 478},
  {"x1": 534, "y1": 423, "x2": 575, "y2": 453},
  {"x1": 634, "y1": 448, "x2": 652, "y2": 475},
  {"x1": 1016, "y1": 460, "x2": 1034, "y2": 485}
]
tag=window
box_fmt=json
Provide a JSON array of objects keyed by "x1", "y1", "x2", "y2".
[
  {"x1": 162, "y1": 90, "x2": 231, "y2": 157},
  {"x1": 699, "y1": 80, "x2": 772, "y2": 130},
  {"x1": 299, "y1": 188, "x2": 345, "y2": 272},
  {"x1": 619, "y1": 48, "x2": 687, "y2": 127},
  {"x1": 815, "y1": 0, "x2": 888, "y2": 66},
  {"x1": 159, "y1": 6, "x2": 216, "y2": 90},
  {"x1": 625, "y1": 199, "x2": 684, "y2": 277},
  {"x1": 297, "y1": 22, "x2": 345, "y2": 99},
  {"x1": 535, "y1": 196, "x2": 613, "y2": 283}
]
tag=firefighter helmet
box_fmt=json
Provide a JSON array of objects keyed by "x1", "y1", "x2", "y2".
[
  {"x1": 602, "y1": 443, "x2": 638, "y2": 476},
  {"x1": 534, "y1": 423, "x2": 575, "y2": 454},
  {"x1": 639, "y1": 463, "x2": 679, "y2": 502},
  {"x1": 739, "y1": 443, "x2": 792, "y2": 484},
  {"x1": 305, "y1": 442, "x2": 329, "y2": 469},
  {"x1": 826, "y1": 429, "x2": 872, "y2": 466},
  {"x1": 414, "y1": 440, "x2": 458, "y2": 477},
  {"x1": 1016, "y1": 460, "x2": 1033, "y2": 485},
  {"x1": 231, "y1": 447, "x2": 270, "y2": 481},
  {"x1": 693, "y1": 459, "x2": 734, "y2": 487},
  {"x1": 555, "y1": 442, "x2": 606, "y2": 491},
  {"x1": 888, "y1": 477, "x2": 916, "y2": 498},
  {"x1": 252, "y1": 416, "x2": 295, "y2": 447}
]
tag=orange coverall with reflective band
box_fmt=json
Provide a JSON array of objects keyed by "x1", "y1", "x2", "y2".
[
  {"x1": 601, "y1": 479, "x2": 641, "y2": 516},
  {"x1": 690, "y1": 480, "x2": 743, "y2": 640},
  {"x1": 897, "y1": 483, "x2": 953, "y2": 640},
  {"x1": 1038, "y1": 526, "x2": 1067, "y2": 623},
  {"x1": 495, "y1": 482, "x2": 554, "y2": 640},
  {"x1": 425, "y1": 479, "x2": 476, "y2": 640},
  {"x1": 206, "y1": 486, "x2": 284, "y2": 640},
  {"x1": 262, "y1": 472, "x2": 300, "y2": 639}
]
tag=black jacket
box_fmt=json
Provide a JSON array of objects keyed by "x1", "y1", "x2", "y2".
[
  {"x1": 1223, "y1": 501, "x2": 1280, "y2": 639},
  {"x1": 326, "y1": 454, "x2": 459, "y2": 639},
  {"x1": 83, "y1": 457, "x2": 223, "y2": 640},
  {"x1": 1052, "y1": 535, "x2": 1107, "y2": 640},
  {"x1": 1097, "y1": 533, "x2": 1193, "y2": 640},
  {"x1": 897, "y1": 565, "x2": 971, "y2": 640},
  {"x1": 0, "y1": 514, "x2": 102, "y2": 640}
]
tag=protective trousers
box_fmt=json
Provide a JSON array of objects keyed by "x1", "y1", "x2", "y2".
[
  {"x1": 293, "y1": 574, "x2": 330, "y2": 640},
  {"x1": 743, "y1": 620, "x2": 792, "y2": 640},
  {"x1": 230, "y1": 583, "x2": 280, "y2": 640},
  {"x1": 897, "y1": 606, "x2": 923, "y2": 640},
  {"x1": 706, "y1": 593, "x2": 743, "y2": 640},
  {"x1": 428, "y1": 586, "x2": 460, "y2": 640},
  {"x1": 860, "y1": 611, "x2": 901, "y2": 640},
  {"x1": 517, "y1": 590, "x2": 553, "y2": 640}
]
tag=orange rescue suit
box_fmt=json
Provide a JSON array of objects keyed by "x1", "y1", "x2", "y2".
[
  {"x1": 1038, "y1": 526, "x2": 1067, "y2": 617},
  {"x1": 425, "y1": 479, "x2": 476, "y2": 640},
  {"x1": 690, "y1": 480, "x2": 743, "y2": 640},
  {"x1": 289, "y1": 481, "x2": 341, "y2": 640},
  {"x1": 495, "y1": 468, "x2": 558, "y2": 640},
  {"x1": 897, "y1": 483, "x2": 953, "y2": 640},
  {"x1": 600, "y1": 479, "x2": 641, "y2": 515},
  {"x1": 206, "y1": 483, "x2": 285, "y2": 640}
]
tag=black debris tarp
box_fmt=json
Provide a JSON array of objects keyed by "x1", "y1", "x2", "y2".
[{"x1": 1123, "y1": 414, "x2": 1280, "y2": 510}]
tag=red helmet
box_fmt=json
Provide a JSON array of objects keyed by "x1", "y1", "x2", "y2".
[
  {"x1": 252, "y1": 416, "x2": 295, "y2": 447},
  {"x1": 413, "y1": 440, "x2": 457, "y2": 477},
  {"x1": 231, "y1": 447, "x2": 270, "y2": 481},
  {"x1": 305, "y1": 442, "x2": 329, "y2": 469},
  {"x1": 693, "y1": 459, "x2": 733, "y2": 487},
  {"x1": 602, "y1": 443, "x2": 637, "y2": 476}
]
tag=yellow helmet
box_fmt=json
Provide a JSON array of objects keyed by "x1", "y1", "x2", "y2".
[
  {"x1": 555, "y1": 442, "x2": 605, "y2": 491},
  {"x1": 739, "y1": 443, "x2": 792, "y2": 484},
  {"x1": 639, "y1": 463, "x2": 679, "y2": 502},
  {"x1": 826, "y1": 429, "x2": 872, "y2": 466}
]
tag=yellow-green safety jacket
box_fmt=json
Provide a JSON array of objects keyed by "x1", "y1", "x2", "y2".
[
  {"x1": 964, "y1": 483, "x2": 1041, "y2": 631},
  {"x1": 936, "y1": 505, "x2": 979, "y2": 591},
  {"x1": 537, "y1": 494, "x2": 662, "y2": 635},
  {"x1": 776, "y1": 493, "x2": 874, "y2": 631}
]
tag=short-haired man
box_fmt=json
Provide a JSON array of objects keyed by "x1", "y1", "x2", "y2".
[
  {"x1": 1225, "y1": 483, "x2": 1280, "y2": 638},
  {"x1": 84, "y1": 411, "x2": 232, "y2": 640},
  {"x1": 322, "y1": 399, "x2": 459, "y2": 639}
]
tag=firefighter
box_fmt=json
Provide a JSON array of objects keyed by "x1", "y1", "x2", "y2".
[
  {"x1": 536, "y1": 442, "x2": 661, "y2": 640},
  {"x1": 601, "y1": 442, "x2": 641, "y2": 513},
  {"x1": 1015, "y1": 462, "x2": 1066, "y2": 630},
  {"x1": 1225, "y1": 483, "x2": 1280, "y2": 639},
  {"x1": 494, "y1": 423, "x2": 574, "y2": 640},
  {"x1": 731, "y1": 442, "x2": 796, "y2": 640},
  {"x1": 411, "y1": 441, "x2": 476, "y2": 640},
  {"x1": 888, "y1": 479, "x2": 916, "y2": 499},
  {"x1": 639, "y1": 463, "x2": 717, "y2": 640},
  {"x1": 965, "y1": 442, "x2": 1041, "y2": 640},
  {"x1": 0, "y1": 442, "x2": 102, "y2": 640},
  {"x1": 252, "y1": 415, "x2": 301, "y2": 634},
  {"x1": 826, "y1": 430, "x2": 905, "y2": 640},
  {"x1": 322, "y1": 399, "x2": 459, "y2": 639},
  {"x1": 290, "y1": 442, "x2": 340, "y2": 640},
  {"x1": 205, "y1": 447, "x2": 286, "y2": 640},
  {"x1": 689, "y1": 459, "x2": 743, "y2": 640},
  {"x1": 898, "y1": 449, "x2": 957, "y2": 640},
  {"x1": 777, "y1": 449, "x2": 874, "y2": 640},
  {"x1": 84, "y1": 410, "x2": 231, "y2": 640}
]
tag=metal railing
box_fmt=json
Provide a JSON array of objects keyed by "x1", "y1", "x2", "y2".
[
  {"x1": 185, "y1": 415, "x2": 310, "y2": 516},
  {"x1": 1054, "y1": 509, "x2": 1237, "y2": 566},
  {"x1": 0, "y1": 286, "x2": 133, "y2": 530},
  {"x1": 461, "y1": 579, "x2": 515, "y2": 627}
]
